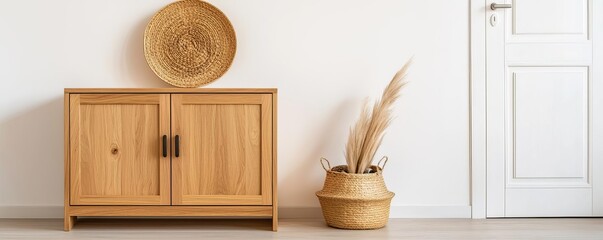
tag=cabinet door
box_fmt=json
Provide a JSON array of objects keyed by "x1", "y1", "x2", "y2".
[
  {"x1": 69, "y1": 94, "x2": 171, "y2": 205},
  {"x1": 172, "y1": 94, "x2": 273, "y2": 205}
]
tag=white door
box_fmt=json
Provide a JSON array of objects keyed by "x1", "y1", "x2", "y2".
[{"x1": 486, "y1": 0, "x2": 603, "y2": 217}]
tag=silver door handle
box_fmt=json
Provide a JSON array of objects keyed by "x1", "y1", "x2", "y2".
[{"x1": 491, "y1": 3, "x2": 512, "y2": 10}]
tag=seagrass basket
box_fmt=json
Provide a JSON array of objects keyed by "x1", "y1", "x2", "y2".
[{"x1": 316, "y1": 157, "x2": 395, "y2": 230}]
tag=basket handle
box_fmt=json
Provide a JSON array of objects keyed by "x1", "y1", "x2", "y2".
[
  {"x1": 377, "y1": 156, "x2": 389, "y2": 172},
  {"x1": 320, "y1": 157, "x2": 331, "y2": 172}
]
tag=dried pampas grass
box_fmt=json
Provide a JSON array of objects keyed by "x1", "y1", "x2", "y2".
[{"x1": 344, "y1": 60, "x2": 411, "y2": 174}]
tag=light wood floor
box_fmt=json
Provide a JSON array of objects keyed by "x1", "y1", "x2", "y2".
[{"x1": 1, "y1": 218, "x2": 603, "y2": 240}]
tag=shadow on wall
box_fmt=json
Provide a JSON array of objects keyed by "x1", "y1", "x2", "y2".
[
  {"x1": 279, "y1": 100, "x2": 357, "y2": 210},
  {"x1": 0, "y1": 97, "x2": 64, "y2": 205},
  {"x1": 121, "y1": 13, "x2": 172, "y2": 88}
]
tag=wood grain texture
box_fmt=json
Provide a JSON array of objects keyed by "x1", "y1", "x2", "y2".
[
  {"x1": 68, "y1": 206, "x2": 272, "y2": 217},
  {"x1": 172, "y1": 94, "x2": 272, "y2": 206},
  {"x1": 79, "y1": 94, "x2": 160, "y2": 104},
  {"x1": 271, "y1": 92, "x2": 278, "y2": 231},
  {"x1": 79, "y1": 105, "x2": 160, "y2": 196},
  {"x1": 64, "y1": 216, "x2": 76, "y2": 231},
  {"x1": 261, "y1": 95, "x2": 273, "y2": 205},
  {"x1": 65, "y1": 88, "x2": 277, "y2": 94},
  {"x1": 64, "y1": 93, "x2": 74, "y2": 231},
  {"x1": 182, "y1": 104, "x2": 261, "y2": 197},
  {"x1": 69, "y1": 94, "x2": 80, "y2": 206},
  {"x1": 159, "y1": 95, "x2": 171, "y2": 205},
  {"x1": 69, "y1": 94, "x2": 170, "y2": 205},
  {"x1": 180, "y1": 94, "x2": 265, "y2": 104}
]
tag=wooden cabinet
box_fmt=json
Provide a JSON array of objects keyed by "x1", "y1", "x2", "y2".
[{"x1": 64, "y1": 89, "x2": 277, "y2": 231}]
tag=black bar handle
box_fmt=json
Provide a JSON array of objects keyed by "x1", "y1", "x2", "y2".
[
  {"x1": 162, "y1": 135, "x2": 167, "y2": 157},
  {"x1": 175, "y1": 135, "x2": 180, "y2": 158}
]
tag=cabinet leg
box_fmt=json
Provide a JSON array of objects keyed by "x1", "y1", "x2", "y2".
[
  {"x1": 272, "y1": 205, "x2": 278, "y2": 231},
  {"x1": 64, "y1": 216, "x2": 76, "y2": 231},
  {"x1": 272, "y1": 216, "x2": 278, "y2": 231}
]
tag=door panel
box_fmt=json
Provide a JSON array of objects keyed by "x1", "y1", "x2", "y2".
[
  {"x1": 70, "y1": 94, "x2": 170, "y2": 205},
  {"x1": 513, "y1": 0, "x2": 585, "y2": 34},
  {"x1": 508, "y1": 0, "x2": 588, "y2": 42},
  {"x1": 172, "y1": 94, "x2": 272, "y2": 205},
  {"x1": 505, "y1": 189, "x2": 592, "y2": 217},
  {"x1": 182, "y1": 104, "x2": 262, "y2": 196},
  {"x1": 487, "y1": 0, "x2": 597, "y2": 217},
  {"x1": 512, "y1": 67, "x2": 588, "y2": 179}
]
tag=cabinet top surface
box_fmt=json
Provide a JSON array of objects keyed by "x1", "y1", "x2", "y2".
[{"x1": 64, "y1": 88, "x2": 277, "y2": 94}]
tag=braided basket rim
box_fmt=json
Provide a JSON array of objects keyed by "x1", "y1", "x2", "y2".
[{"x1": 326, "y1": 165, "x2": 384, "y2": 177}]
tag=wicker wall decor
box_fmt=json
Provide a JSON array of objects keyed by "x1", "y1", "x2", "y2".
[{"x1": 144, "y1": 0, "x2": 236, "y2": 88}]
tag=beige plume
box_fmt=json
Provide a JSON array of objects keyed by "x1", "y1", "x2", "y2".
[{"x1": 345, "y1": 59, "x2": 411, "y2": 174}]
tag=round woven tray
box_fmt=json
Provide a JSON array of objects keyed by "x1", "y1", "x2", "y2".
[{"x1": 144, "y1": 0, "x2": 237, "y2": 88}]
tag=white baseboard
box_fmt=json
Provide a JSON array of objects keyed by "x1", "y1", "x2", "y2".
[
  {"x1": 0, "y1": 205, "x2": 471, "y2": 219},
  {"x1": 0, "y1": 206, "x2": 64, "y2": 218},
  {"x1": 390, "y1": 205, "x2": 472, "y2": 218},
  {"x1": 281, "y1": 205, "x2": 471, "y2": 218}
]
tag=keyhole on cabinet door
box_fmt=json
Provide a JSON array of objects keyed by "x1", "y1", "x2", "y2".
[{"x1": 490, "y1": 13, "x2": 498, "y2": 27}]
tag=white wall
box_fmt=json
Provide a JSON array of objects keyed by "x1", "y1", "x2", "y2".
[{"x1": 0, "y1": 0, "x2": 470, "y2": 218}]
